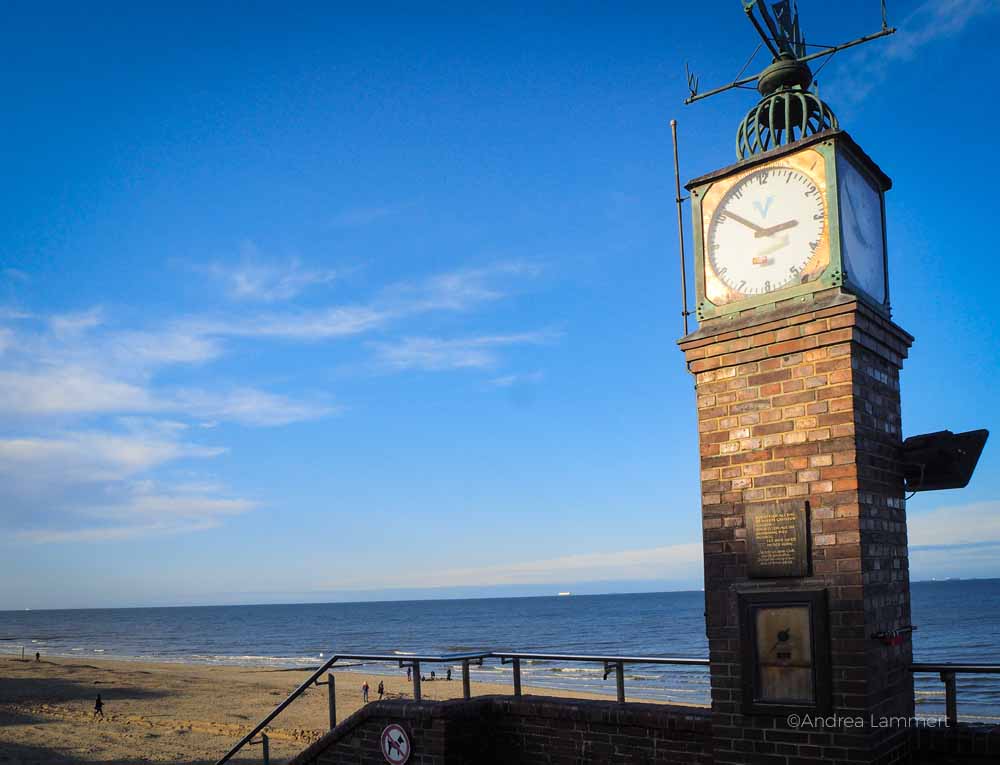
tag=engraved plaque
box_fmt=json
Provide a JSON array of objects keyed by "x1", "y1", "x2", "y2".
[{"x1": 746, "y1": 503, "x2": 809, "y2": 578}]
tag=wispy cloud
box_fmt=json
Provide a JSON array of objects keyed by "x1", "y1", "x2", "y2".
[
  {"x1": 2, "y1": 269, "x2": 30, "y2": 283},
  {"x1": 16, "y1": 488, "x2": 256, "y2": 543},
  {"x1": 489, "y1": 371, "x2": 545, "y2": 388},
  {"x1": 0, "y1": 257, "x2": 549, "y2": 544},
  {"x1": 0, "y1": 430, "x2": 223, "y2": 484},
  {"x1": 49, "y1": 307, "x2": 104, "y2": 337},
  {"x1": 372, "y1": 331, "x2": 556, "y2": 372},
  {"x1": 0, "y1": 366, "x2": 156, "y2": 416},
  {"x1": 187, "y1": 261, "x2": 541, "y2": 343},
  {"x1": 346, "y1": 543, "x2": 705, "y2": 590},
  {"x1": 172, "y1": 388, "x2": 338, "y2": 427},
  {"x1": 826, "y1": 0, "x2": 999, "y2": 106},
  {"x1": 203, "y1": 245, "x2": 340, "y2": 302},
  {"x1": 330, "y1": 204, "x2": 397, "y2": 229},
  {"x1": 908, "y1": 500, "x2": 1000, "y2": 548},
  {"x1": 0, "y1": 424, "x2": 253, "y2": 543}
]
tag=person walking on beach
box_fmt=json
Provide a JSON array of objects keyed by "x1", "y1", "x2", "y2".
[
  {"x1": 377, "y1": 680, "x2": 384, "y2": 700},
  {"x1": 362, "y1": 681, "x2": 369, "y2": 703},
  {"x1": 406, "y1": 666, "x2": 411, "y2": 681},
  {"x1": 93, "y1": 694, "x2": 104, "y2": 719}
]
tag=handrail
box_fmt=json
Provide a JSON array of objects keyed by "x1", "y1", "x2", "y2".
[
  {"x1": 216, "y1": 651, "x2": 493, "y2": 765},
  {"x1": 215, "y1": 649, "x2": 707, "y2": 764},
  {"x1": 494, "y1": 651, "x2": 709, "y2": 666},
  {"x1": 217, "y1": 655, "x2": 339, "y2": 765},
  {"x1": 909, "y1": 663, "x2": 1000, "y2": 727},
  {"x1": 910, "y1": 663, "x2": 1000, "y2": 674}
]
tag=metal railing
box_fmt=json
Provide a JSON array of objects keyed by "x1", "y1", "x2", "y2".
[
  {"x1": 215, "y1": 652, "x2": 1000, "y2": 764},
  {"x1": 214, "y1": 650, "x2": 708, "y2": 764},
  {"x1": 909, "y1": 663, "x2": 1000, "y2": 727},
  {"x1": 494, "y1": 652, "x2": 709, "y2": 704}
]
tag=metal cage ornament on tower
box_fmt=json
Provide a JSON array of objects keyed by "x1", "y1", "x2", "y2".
[
  {"x1": 736, "y1": 53, "x2": 838, "y2": 159},
  {"x1": 736, "y1": 83, "x2": 837, "y2": 159}
]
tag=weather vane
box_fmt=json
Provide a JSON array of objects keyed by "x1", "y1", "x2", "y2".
[{"x1": 684, "y1": 1, "x2": 896, "y2": 158}]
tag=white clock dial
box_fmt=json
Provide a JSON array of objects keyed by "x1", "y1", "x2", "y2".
[
  {"x1": 837, "y1": 153, "x2": 886, "y2": 303},
  {"x1": 706, "y1": 166, "x2": 826, "y2": 297}
]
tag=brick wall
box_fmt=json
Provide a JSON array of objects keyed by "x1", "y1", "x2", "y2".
[
  {"x1": 286, "y1": 693, "x2": 996, "y2": 764},
  {"x1": 288, "y1": 695, "x2": 712, "y2": 765},
  {"x1": 679, "y1": 289, "x2": 915, "y2": 764},
  {"x1": 913, "y1": 725, "x2": 1000, "y2": 764},
  {"x1": 488, "y1": 696, "x2": 712, "y2": 764}
]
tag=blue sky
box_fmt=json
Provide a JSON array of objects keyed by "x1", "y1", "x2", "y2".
[{"x1": 2, "y1": 1, "x2": 999, "y2": 609}]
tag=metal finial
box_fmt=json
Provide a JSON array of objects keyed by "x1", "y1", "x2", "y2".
[
  {"x1": 734, "y1": 2, "x2": 838, "y2": 158},
  {"x1": 683, "y1": 2, "x2": 895, "y2": 158}
]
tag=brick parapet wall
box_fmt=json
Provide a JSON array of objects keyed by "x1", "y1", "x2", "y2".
[
  {"x1": 488, "y1": 696, "x2": 713, "y2": 764},
  {"x1": 288, "y1": 696, "x2": 493, "y2": 765},
  {"x1": 913, "y1": 724, "x2": 1000, "y2": 764},
  {"x1": 290, "y1": 696, "x2": 712, "y2": 765},
  {"x1": 286, "y1": 694, "x2": 996, "y2": 764},
  {"x1": 679, "y1": 290, "x2": 915, "y2": 764}
]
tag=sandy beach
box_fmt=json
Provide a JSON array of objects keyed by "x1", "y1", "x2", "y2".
[{"x1": 0, "y1": 655, "x2": 688, "y2": 764}]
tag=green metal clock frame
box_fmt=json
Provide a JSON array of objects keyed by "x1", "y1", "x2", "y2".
[{"x1": 686, "y1": 129, "x2": 891, "y2": 323}]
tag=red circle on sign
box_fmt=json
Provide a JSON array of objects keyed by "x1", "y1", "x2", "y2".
[{"x1": 380, "y1": 723, "x2": 411, "y2": 764}]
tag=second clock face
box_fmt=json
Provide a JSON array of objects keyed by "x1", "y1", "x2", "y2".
[{"x1": 706, "y1": 165, "x2": 827, "y2": 298}]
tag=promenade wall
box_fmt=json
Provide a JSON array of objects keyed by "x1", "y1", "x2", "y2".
[{"x1": 288, "y1": 695, "x2": 1000, "y2": 764}]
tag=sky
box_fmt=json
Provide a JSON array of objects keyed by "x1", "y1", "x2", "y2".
[{"x1": 2, "y1": 0, "x2": 1000, "y2": 610}]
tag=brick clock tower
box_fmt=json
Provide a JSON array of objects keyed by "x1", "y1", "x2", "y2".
[{"x1": 678, "y1": 16, "x2": 917, "y2": 764}]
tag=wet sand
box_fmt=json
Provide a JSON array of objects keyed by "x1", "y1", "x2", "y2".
[{"x1": 0, "y1": 655, "x2": 687, "y2": 763}]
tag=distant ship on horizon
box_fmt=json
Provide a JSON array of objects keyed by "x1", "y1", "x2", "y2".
[{"x1": 557, "y1": 592, "x2": 571, "y2": 596}]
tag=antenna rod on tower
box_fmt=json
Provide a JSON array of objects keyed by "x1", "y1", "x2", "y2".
[{"x1": 670, "y1": 119, "x2": 690, "y2": 335}]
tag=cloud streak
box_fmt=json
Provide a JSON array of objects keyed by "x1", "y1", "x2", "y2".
[
  {"x1": 0, "y1": 258, "x2": 550, "y2": 544},
  {"x1": 202, "y1": 246, "x2": 340, "y2": 302},
  {"x1": 372, "y1": 332, "x2": 557, "y2": 372},
  {"x1": 349, "y1": 542, "x2": 706, "y2": 590},
  {"x1": 0, "y1": 424, "x2": 254, "y2": 544},
  {"x1": 826, "y1": 0, "x2": 999, "y2": 106}
]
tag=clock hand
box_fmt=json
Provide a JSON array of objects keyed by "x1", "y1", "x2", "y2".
[
  {"x1": 755, "y1": 219, "x2": 799, "y2": 238},
  {"x1": 722, "y1": 211, "x2": 767, "y2": 234}
]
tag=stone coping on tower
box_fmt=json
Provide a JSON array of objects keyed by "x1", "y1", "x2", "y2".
[{"x1": 679, "y1": 288, "x2": 913, "y2": 373}]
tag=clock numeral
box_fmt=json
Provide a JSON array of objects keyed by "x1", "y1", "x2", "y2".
[
  {"x1": 764, "y1": 280, "x2": 771, "y2": 292},
  {"x1": 759, "y1": 172, "x2": 769, "y2": 185},
  {"x1": 805, "y1": 187, "x2": 818, "y2": 198},
  {"x1": 789, "y1": 265, "x2": 799, "y2": 275},
  {"x1": 717, "y1": 214, "x2": 727, "y2": 223},
  {"x1": 738, "y1": 280, "x2": 747, "y2": 291},
  {"x1": 813, "y1": 213, "x2": 823, "y2": 220},
  {"x1": 733, "y1": 189, "x2": 743, "y2": 200},
  {"x1": 809, "y1": 240, "x2": 819, "y2": 252},
  {"x1": 718, "y1": 267, "x2": 728, "y2": 276}
]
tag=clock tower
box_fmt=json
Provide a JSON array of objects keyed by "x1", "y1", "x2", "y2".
[{"x1": 679, "y1": 5, "x2": 915, "y2": 764}]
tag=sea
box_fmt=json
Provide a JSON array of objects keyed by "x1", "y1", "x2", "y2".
[{"x1": 1, "y1": 579, "x2": 997, "y2": 723}]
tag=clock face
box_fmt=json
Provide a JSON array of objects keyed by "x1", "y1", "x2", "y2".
[
  {"x1": 837, "y1": 152, "x2": 886, "y2": 303},
  {"x1": 706, "y1": 165, "x2": 827, "y2": 299}
]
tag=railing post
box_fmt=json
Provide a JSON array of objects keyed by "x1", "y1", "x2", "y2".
[
  {"x1": 941, "y1": 671, "x2": 957, "y2": 726},
  {"x1": 513, "y1": 658, "x2": 522, "y2": 697},
  {"x1": 615, "y1": 661, "x2": 625, "y2": 703},
  {"x1": 326, "y1": 673, "x2": 336, "y2": 729},
  {"x1": 412, "y1": 661, "x2": 422, "y2": 701},
  {"x1": 261, "y1": 733, "x2": 269, "y2": 765},
  {"x1": 462, "y1": 659, "x2": 471, "y2": 700}
]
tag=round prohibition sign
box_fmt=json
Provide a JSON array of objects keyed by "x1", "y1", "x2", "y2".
[{"x1": 380, "y1": 723, "x2": 411, "y2": 764}]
